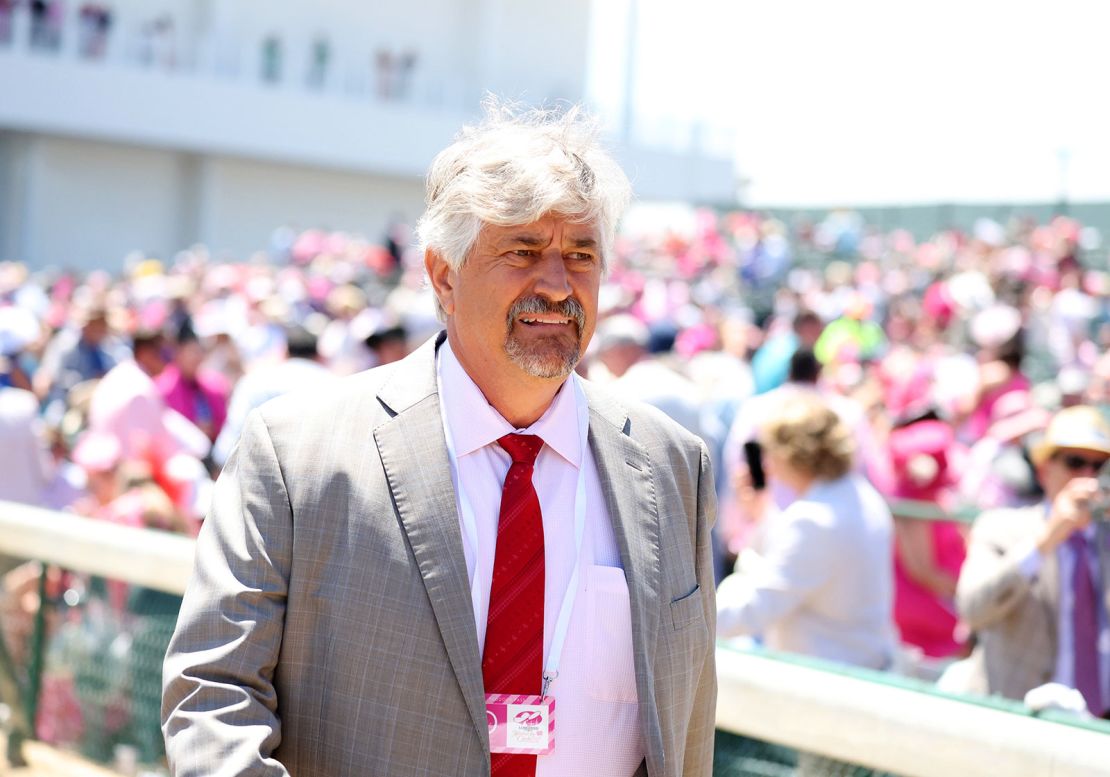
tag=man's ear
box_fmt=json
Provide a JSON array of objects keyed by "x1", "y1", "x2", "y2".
[{"x1": 425, "y1": 248, "x2": 456, "y2": 316}]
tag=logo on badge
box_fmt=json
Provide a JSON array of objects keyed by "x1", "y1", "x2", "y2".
[
  {"x1": 487, "y1": 710, "x2": 498, "y2": 734},
  {"x1": 514, "y1": 710, "x2": 543, "y2": 727}
]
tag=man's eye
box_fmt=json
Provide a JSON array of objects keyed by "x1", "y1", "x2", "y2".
[
  {"x1": 568, "y1": 252, "x2": 595, "y2": 262},
  {"x1": 511, "y1": 249, "x2": 535, "y2": 258}
]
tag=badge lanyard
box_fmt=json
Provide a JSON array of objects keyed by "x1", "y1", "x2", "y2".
[{"x1": 440, "y1": 375, "x2": 589, "y2": 698}]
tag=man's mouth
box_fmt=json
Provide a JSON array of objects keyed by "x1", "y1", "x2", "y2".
[
  {"x1": 507, "y1": 296, "x2": 586, "y2": 335},
  {"x1": 519, "y1": 316, "x2": 573, "y2": 326}
]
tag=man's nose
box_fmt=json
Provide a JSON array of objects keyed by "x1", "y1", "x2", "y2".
[{"x1": 533, "y1": 250, "x2": 571, "y2": 300}]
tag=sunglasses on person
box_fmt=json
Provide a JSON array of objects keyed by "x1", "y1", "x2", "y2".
[{"x1": 1053, "y1": 453, "x2": 1109, "y2": 474}]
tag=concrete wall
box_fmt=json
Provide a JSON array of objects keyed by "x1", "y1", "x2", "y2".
[
  {"x1": 0, "y1": 132, "x2": 34, "y2": 263},
  {"x1": 196, "y1": 155, "x2": 425, "y2": 258},
  {"x1": 0, "y1": 133, "x2": 425, "y2": 270},
  {"x1": 25, "y1": 136, "x2": 189, "y2": 267}
]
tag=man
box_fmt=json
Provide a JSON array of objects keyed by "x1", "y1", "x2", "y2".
[
  {"x1": 749, "y1": 309, "x2": 822, "y2": 396},
  {"x1": 955, "y1": 405, "x2": 1110, "y2": 718},
  {"x1": 162, "y1": 103, "x2": 717, "y2": 776},
  {"x1": 34, "y1": 302, "x2": 130, "y2": 413},
  {"x1": 210, "y1": 322, "x2": 334, "y2": 469},
  {"x1": 88, "y1": 329, "x2": 208, "y2": 464}
]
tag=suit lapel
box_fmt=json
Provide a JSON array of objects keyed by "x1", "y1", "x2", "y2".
[
  {"x1": 582, "y1": 381, "x2": 666, "y2": 774},
  {"x1": 372, "y1": 334, "x2": 489, "y2": 757}
]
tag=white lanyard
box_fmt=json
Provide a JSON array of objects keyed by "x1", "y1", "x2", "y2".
[{"x1": 440, "y1": 375, "x2": 589, "y2": 698}]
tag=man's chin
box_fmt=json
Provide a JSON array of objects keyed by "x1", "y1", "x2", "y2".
[{"x1": 505, "y1": 339, "x2": 580, "y2": 380}]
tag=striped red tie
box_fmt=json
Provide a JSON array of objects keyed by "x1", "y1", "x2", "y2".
[{"x1": 484, "y1": 433, "x2": 545, "y2": 776}]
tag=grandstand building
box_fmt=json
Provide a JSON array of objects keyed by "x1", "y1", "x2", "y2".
[{"x1": 0, "y1": 0, "x2": 737, "y2": 270}]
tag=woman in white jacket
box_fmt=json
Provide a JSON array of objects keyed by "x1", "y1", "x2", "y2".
[{"x1": 717, "y1": 392, "x2": 897, "y2": 670}]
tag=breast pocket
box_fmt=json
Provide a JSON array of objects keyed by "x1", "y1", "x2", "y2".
[
  {"x1": 586, "y1": 565, "x2": 639, "y2": 704},
  {"x1": 669, "y1": 585, "x2": 705, "y2": 631}
]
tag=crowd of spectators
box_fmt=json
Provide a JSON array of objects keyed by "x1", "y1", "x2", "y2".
[{"x1": 2, "y1": 207, "x2": 1109, "y2": 736}]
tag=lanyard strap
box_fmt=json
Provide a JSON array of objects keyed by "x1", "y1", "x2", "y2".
[{"x1": 440, "y1": 374, "x2": 589, "y2": 698}]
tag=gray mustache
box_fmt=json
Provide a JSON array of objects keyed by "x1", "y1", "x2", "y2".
[{"x1": 507, "y1": 296, "x2": 586, "y2": 331}]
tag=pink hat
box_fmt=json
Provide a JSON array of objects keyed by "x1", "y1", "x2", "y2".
[
  {"x1": 986, "y1": 390, "x2": 1050, "y2": 443},
  {"x1": 922, "y1": 281, "x2": 954, "y2": 329},
  {"x1": 72, "y1": 431, "x2": 123, "y2": 473},
  {"x1": 885, "y1": 366, "x2": 933, "y2": 421},
  {"x1": 675, "y1": 323, "x2": 717, "y2": 359},
  {"x1": 888, "y1": 419, "x2": 954, "y2": 500}
]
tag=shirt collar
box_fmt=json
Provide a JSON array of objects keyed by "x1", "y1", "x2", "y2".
[{"x1": 437, "y1": 339, "x2": 584, "y2": 468}]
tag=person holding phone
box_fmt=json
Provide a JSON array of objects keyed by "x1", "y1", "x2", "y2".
[
  {"x1": 718, "y1": 348, "x2": 883, "y2": 564},
  {"x1": 954, "y1": 405, "x2": 1110, "y2": 718},
  {"x1": 716, "y1": 393, "x2": 897, "y2": 671}
]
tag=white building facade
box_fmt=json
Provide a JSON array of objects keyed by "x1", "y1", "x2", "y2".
[{"x1": 0, "y1": 0, "x2": 736, "y2": 270}]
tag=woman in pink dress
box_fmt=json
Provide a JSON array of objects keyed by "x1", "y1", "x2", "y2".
[{"x1": 887, "y1": 419, "x2": 969, "y2": 658}]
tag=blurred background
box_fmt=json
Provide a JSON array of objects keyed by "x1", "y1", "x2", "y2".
[{"x1": 2, "y1": 1, "x2": 1110, "y2": 776}]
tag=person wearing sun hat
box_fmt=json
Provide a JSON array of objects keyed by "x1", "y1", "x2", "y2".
[
  {"x1": 888, "y1": 418, "x2": 969, "y2": 660},
  {"x1": 955, "y1": 405, "x2": 1110, "y2": 717}
]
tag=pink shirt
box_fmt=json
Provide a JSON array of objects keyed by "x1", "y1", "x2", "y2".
[
  {"x1": 155, "y1": 365, "x2": 230, "y2": 441},
  {"x1": 88, "y1": 360, "x2": 182, "y2": 462},
  {"x1": 437, "y1": 342, "x2": 644, "y2": 777}
]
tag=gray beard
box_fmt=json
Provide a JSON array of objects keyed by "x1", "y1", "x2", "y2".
[
  {"x1": 503, "y1": 296, "x2": 586, "y2": 379},
  {"x1": 504, "y1": 335, "x2": 581, "y2": 379}
]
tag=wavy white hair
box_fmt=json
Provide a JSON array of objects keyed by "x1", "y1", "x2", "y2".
[{"x1": 416, "y1": 97, "x2": 632, "y2": 276}]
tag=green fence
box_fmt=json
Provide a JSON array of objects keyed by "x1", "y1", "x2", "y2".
[
  {"x1": 715, "y1": 732, "x2": 899, "y2": 777},
  {"x1": 2, "y1": 570, "x2": 179, "y2": 773}
]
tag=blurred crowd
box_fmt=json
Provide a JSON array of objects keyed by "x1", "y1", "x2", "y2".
[{"x1": 3, "y1": 207, "x2": 1110, "y2": 723}]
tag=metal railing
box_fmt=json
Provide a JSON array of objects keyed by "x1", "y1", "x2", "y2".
[{"x1": 2, "y1": 499, "x2": 1107, "y2": 776}]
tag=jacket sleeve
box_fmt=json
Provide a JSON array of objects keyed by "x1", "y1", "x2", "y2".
[
  {"x1": 161, "y1": 409, "x2": 292, "y2": 777},
  {"x1": 716, "y1": 506, "x2": 833, "y2": 638},
  {"x1": 955, "y1": 509, "x2": 1038, "y2": 631},
  {"x1": 683, "y1": 442, "x2": 718, "y2": 777}
]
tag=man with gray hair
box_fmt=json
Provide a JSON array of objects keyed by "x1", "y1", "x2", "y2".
[{"x1": 162, "y1": 101, "x2": 716, "y2": 776}]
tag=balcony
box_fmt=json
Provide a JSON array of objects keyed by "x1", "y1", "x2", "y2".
[
  {"x1": 2, "y1": 56, "x2": 735, "y2": 205},
  {"x1": 1, "y1": 50, "x2": 471, "y2": 180}
]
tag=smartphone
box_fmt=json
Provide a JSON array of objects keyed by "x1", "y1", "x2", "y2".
[{"x1": 743, "y1": 440, "x2": 766, "y2": 491}]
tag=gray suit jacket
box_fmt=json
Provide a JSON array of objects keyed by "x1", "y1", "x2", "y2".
[
  {"x1": 955, "y1": 504, "x2": 1110, "y2": 702},
  {"x1": 162, "y1": 334, "x2": 717, "y2": 776}
]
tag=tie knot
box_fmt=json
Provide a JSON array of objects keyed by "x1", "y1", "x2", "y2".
[{"x1": 498, "y1": 433, "x2": 544, "y2": 466}]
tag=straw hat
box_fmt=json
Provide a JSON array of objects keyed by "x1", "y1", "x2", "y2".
[{"x1": 1029, "y1": 405, "x2": 1110, "y2": 467}]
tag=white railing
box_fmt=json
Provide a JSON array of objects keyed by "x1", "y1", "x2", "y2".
[
  {"x1": 0, "y1": 500, "x2": 193, "y2": 595},
  {"x1": 2, "y1": 499, "x2": 1107, "y2": 775},
  {"x1": 716, "y1": 647, "x2": 1110, "y2": 777}
]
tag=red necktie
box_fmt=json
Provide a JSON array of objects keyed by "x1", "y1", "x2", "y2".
[{"x1": 484, "y1": 433, "x2": 545, "y2": 776}]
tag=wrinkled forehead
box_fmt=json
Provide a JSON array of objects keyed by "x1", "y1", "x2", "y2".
[{"x1": 481, "y1": 213, "x2": 601, "y2": 239}]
